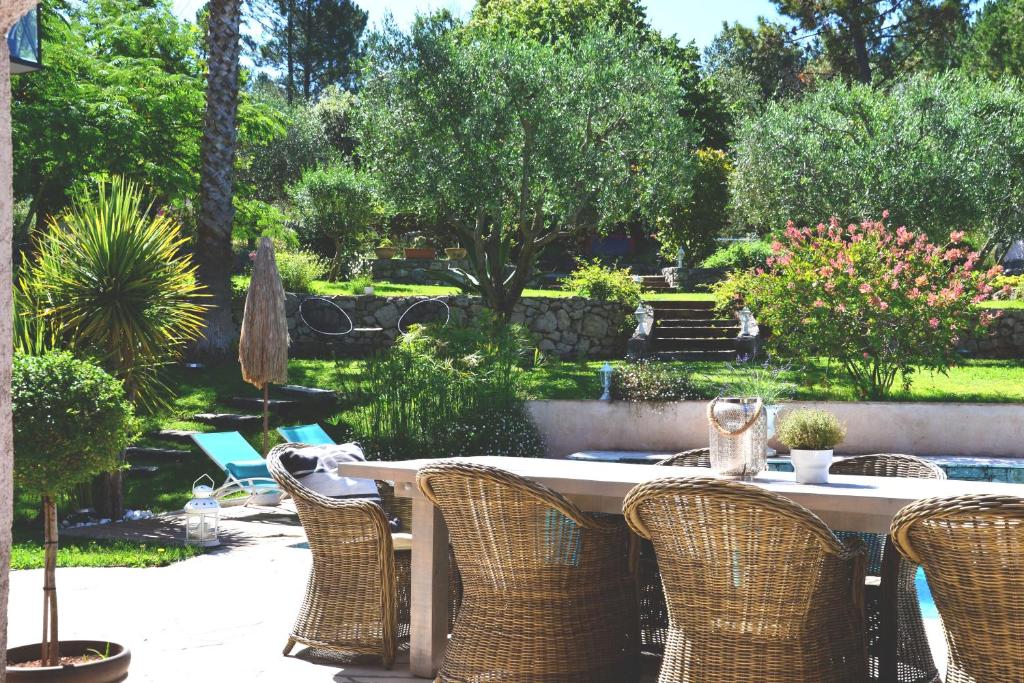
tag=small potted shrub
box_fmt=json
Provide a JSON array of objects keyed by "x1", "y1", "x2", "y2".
[
  {"x1": 8, "y1": 352, "x2": 140, "y2": 681},
  {"x1": 776, "y1": 408, "x2": 846, "y2": 484},
  {"x1": 403, "y1": 236, "x2": 436, "y2": 260},
  {"x1": 445, "y1": 245, "x2": 467, "y2": 260},
  {"x1": 375, "y1": 237, "x2": 398, "y2": 259}
]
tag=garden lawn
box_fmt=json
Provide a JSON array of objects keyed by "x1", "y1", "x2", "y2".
[
  {"x1": 234, "y1": 276, "x2": 715, "y2": 301},
  {"x1": 10, "y1": 539, "x2": 201, "y2": 570},
  {"x1": 525, "y1": 358, "x2": 1024, "y2": 403}
]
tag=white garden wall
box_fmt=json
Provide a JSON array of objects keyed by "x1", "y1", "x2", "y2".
[{"x1": 526, "y1": 399, "x2": 1024, "y2": 459}]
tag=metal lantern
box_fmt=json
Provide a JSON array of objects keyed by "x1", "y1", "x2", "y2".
[
  {"x1": 707, "y1": 397, "x2": 767, "y2": 481},
  {"x1": 599, "y1": 362, "x2": 613, "y2": 400},
  {"x1": 184, "y1": 475, "x2": 221, "y2": 547}
]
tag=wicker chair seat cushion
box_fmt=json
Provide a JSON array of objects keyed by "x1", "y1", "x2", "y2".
[{"x1": 391, "y1": 532, "x2": 412, "y2": 551}]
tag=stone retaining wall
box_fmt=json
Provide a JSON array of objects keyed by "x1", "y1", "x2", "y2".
[
  {"x1": 279, "y1": 293, "x2": 631, "y2": 359},
  {"x1": 370, "y1": 257, "x2": 466, "y2": 285},
  {"x1": 961, "y1": 308, "x2": 1024, "y2": 358}
]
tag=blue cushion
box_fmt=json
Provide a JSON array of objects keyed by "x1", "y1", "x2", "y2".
[{"x1": 225, "y1": 460, "x2": 272, "y2": 482}]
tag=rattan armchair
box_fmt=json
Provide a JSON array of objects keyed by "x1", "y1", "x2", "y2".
[
  {"x1": 416, "y1": 461, "x2": 636, "y2": 683},
  {"x1": 892, "y1": 493, "x2": 1024, "y2": 683},
  {"x1": 634, "y1": 447, "x2": 713, "y2": 655},
  {"x1": 830, "y1": 454, "x2": 943, "y2": 683},
  {"x1": 624, "y1": 476, "x2": 868, "y2": 683},
  {"x1": 268, "y1": 446, "x2": 406, "y2": 667}
]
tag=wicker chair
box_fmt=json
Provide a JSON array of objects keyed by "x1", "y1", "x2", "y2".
[
  {"x1": 656, "y1": 447, "x2": 711, "y2": 468},
  {"x1": 633, "y1": 447, "x2": 713, "y2": 655},
  {"x1": 417, "y1": 461, "x2": 637, "y2": 683},
  {"x1": 624, "y1": 476, "x2": 868, "y2": 683},
  {"x1": 892, "y1": 494, "x2": 1024, "y2": 683},
  {"x1": 830, "y1": 454, "x2": 943, "y2": 683},
  {"x1": 267, "y1": 445, "x2": 405, "y2": 667}
]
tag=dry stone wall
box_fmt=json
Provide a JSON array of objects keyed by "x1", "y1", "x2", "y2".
[
  {"x1": 961, "y1": 308, "x2": 1024, "y2": 358},
  {"x1": 270, "y1": 293, "x2": 631, "y2": 359}
]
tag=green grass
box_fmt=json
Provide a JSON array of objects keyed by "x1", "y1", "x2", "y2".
[
  {"x1": 11, "y1": 539, "x2": 202, "y2": 570},
  {"x1": 980, "y1": 299, "x2": 1024, "y2": 309},
  {"x1": 234, "y1": 275, "x2": 715, "y2": 301},
  {"x1": 525, "y1": 358, "x2": 1024, "y2": 403}
]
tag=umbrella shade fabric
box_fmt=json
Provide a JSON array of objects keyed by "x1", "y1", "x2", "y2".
[{"x1": 239, "y1": 237, "x2": 288, "y2": 388}]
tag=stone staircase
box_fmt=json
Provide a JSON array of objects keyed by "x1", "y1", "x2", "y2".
[
  {"x1": 638, "y1": 274, "x2": 672, "y2": 293},
  {"x1": 649, "y1": 300, "x2": 740, "y2": 361}
]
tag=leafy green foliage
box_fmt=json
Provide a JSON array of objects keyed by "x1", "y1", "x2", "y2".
[
  {"x1": 730, "y1": 73, "x2": 1024, "y2": 251},
  {"x1": 718, "y1": 360, "x2": 796, "y2": 405},
  {"x1": 342, "y1": 316, "x2": 545, "y2": 460},
  {"x1": 964, "y1": 0, "x2": 1024, "y2": 79},
  {"x1": 701, "y1": 240, "x2": 772, "y2": 271},
  {"x1": 611, "y1": 361, "x2": 706, "y2": 401},
  {"x1": 22, "y1": 177, "x2": 209, "y2": 409},
  {"x1": 776, "y1": 408, "x2": 846, "y2": 450},
  {"x1": 359, "y1": 17, "x2": 696, "y2": 315},
  {"x1": 658, "y1": 148, "x2": 733, "y2": 264},
  {"x1": 561, "y1": 260, "x2": 643, "y2": 309},
  {"x1": 273, "y1": 249, "x2": 329, "y2": 292},
  {"x1": 287, "y1": 163, "x2": 380, "y2": 279},
  {"x1": 728, "y1": 217, "x2": 1001, "y2": 399},
  {"x1": 13, "y1": 352, "x2": 139, "y2": 498},
  {"x1": 470, "y1": 0, "x2": 649, "y2": 40}
]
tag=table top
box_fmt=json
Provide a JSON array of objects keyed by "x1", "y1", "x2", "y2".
[{"x1": 339, "y1": 455, "x2": 1024, "y2": 533}]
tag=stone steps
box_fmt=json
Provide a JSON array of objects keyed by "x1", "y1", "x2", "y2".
[
  {"x1": 651, "y1": 336, "x2": 736, "y2": 351},
  {"x1": 654, "y1": 350, "x2": 739, "y2": 362},
  {"x1": 222, "y1": 396, "x2": 305, "y2": 416},
  {"x1": 655, "y1": 325, "x2": 737, "y2": 338},
  {"x1": 273, "y1": 384, "x2": 338, "y2": 407},
  {"x1": 125, "y1": 446, "x2": 193, "y2": 460},
  {"x1": 146, "y1": 429, "x2": 200, "y2": 445},
  {"x1": 648, "y1": 300, "x2": 739, "y2": 361},
  {"x1": 193, "y1": 413, "x2": 264, "y2": 433}
]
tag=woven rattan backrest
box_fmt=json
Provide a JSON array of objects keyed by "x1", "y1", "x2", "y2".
[
  {"x1": 830, "y1": 454, "x2": 944, "y2": 576},
  {"x1": 417, "y1": 462, "x2": 621, "y2": 586},
  {"x1": 624, "y1": 477, "x2": 856, "y2": 633},
  {"x1": 657, "y1": 448, "x2": 711, "y2": 467},
  {"x1": 830, "y1": 454, "x2": 946, "y2": 480},
  {"x1": 891, "y1": 494, "x2": 1024, "y2": 682}
]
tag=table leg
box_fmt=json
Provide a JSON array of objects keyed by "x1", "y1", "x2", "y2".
[
  {"x1": 411, "y1": 489, "x2": 449, "y2": 678},
  {"x1": 879, "y1": 536, "x2": 900, "y2": 683}
]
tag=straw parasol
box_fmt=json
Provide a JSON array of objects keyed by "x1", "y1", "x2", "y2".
[{"x1": 239, "y1": 237, "x2": 289, "y2": 455}]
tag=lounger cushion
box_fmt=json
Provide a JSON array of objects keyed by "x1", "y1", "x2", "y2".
[
  {"x1": 391, "y1": 532, "x2": 413, "y2": 552},
  {"x1": 225, "y1": 460, "x2": 273, "y2": 482}
]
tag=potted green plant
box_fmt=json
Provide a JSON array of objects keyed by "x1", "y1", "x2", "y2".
[
  {"x1": 375, "y1": 237, "x2": 399, "y2": 259},
  {"x1": 404, "y1": 235, "x2": 436, "y2": 260},
  {"x1": 776, "y1": 408, "x2": 847, "y2": 485},
  {"x1": 445, "y1": 246, "x2": 467, "y2": 260},
  {"x1": 7, "y1": 352, "x2": 140, "y2": 681}
]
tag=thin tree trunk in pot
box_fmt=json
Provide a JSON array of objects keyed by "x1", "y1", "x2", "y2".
[
  {"x1": 40, "y1": 497, "x2": 58, "y2": 666},
  {"x1": 0, "y1": 4, "x2": 40, "y2": 677}
]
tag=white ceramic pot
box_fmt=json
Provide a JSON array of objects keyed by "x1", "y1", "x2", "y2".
[{"x1": 790, "y1": 449, "x2": 834, "y2": 484}]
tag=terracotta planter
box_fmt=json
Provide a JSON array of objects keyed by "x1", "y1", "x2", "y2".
[
  {"x1": 790, "y1": 449, "x2": 834, "y2": 484},
  {"x1": 374, "y1": 247, "x2": 398, "y2": 259},
  {"x1": 445, "y1": 247, "x2": 467, "y2": 260},
  {"x1": 7, "y1": 641, "x2": 131, "y2": 682},
  {"x1": 403, "y1": 247, "x2": 436, "y2": 260}
]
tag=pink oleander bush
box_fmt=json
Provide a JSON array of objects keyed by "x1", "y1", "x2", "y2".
[{"x1": 715, "y1": 214, "x2": 1004, "y2": 399}]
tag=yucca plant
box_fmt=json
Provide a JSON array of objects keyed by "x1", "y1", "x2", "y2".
[
  {"x1": 24, "y1": 176, "x2": 209, "y2": 408},
  {"x1": 22, "y1": 177, "x2": 208, "y2": 518}
]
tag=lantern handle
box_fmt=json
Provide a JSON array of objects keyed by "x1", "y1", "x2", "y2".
[{"x1": 193, "y1": 474, "x2": 215, "y2": 490}]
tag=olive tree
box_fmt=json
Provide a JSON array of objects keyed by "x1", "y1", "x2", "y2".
[
  {"x1": 358, "y1": 16, "x2": 696, "y2": 317},
  {"x1": 730, "y1": 73, "x2": 1024, "y2": 255},
  {"x1": 12, "y1": 352, "x2": 138, "y2": 666}
]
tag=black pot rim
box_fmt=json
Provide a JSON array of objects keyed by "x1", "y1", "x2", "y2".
[{"x1": 7, "y1": 640, "x2": 130, "y2": 670}]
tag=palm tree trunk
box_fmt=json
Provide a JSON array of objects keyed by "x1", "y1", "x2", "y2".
[
  {"x1": 195, "y1": 0, "x2": 243, "y2": 359},
  {"x1": 0, "y1": 4, "x2": 40, "y2": 675}
]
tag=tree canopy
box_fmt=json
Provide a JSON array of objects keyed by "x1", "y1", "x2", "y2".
[
  {"x1": 359, "y1": 16, "x2": 696, "y2": 314},
  {"x1": 729, "y1": 73, "x2": 1024, "y2": 253}
]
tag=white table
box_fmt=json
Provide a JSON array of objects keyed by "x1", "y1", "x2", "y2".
[{"x1": 339, "y1": 455, "x2": 1024, "y2": 678}]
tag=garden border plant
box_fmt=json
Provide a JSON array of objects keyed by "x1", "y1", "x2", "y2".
[{"x1": 717, "y1": 216, "x2": 1003, "y2": 399}]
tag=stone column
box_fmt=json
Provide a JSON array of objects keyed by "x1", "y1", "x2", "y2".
[{"x1": 0, "y1": 3, "x2": 39, "y2": 678}]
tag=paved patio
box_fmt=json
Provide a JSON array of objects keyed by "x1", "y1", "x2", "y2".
[{"x1": 7, "y1": 503, "x2": 945, "y2": 681}]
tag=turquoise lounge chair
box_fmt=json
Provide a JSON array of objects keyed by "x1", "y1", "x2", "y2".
[
  {"x1": 191, "y1": 431, "x2": 280, "y2": 504},
  {"x1": 276, "y1": 423, "x2": 336, "y2": 446}
]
